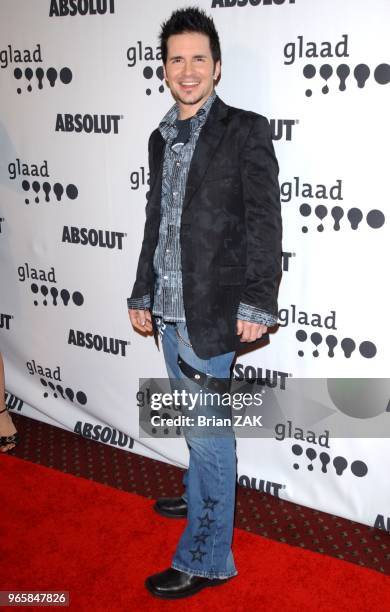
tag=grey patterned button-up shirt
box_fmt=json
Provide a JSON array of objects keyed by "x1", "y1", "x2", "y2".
[{"x1": 128, "y1": 90, "x2": 277, "y2": 328}]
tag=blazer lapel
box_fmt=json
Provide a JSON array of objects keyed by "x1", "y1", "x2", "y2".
[
  {"x1": 150, "y1": 131, "x2": 165, "y2": 191},
  {"x1": 182, "y1": 96, "x2": 229, "y2": 214}
]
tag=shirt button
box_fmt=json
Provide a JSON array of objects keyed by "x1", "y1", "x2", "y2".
[
  {"x1": 163, "y1": 275, "x2": 168, "y2": 280},
  {"x1": 176, "y1": 161, "x2": 181, "y2": 167},
  {"x1": 173, "y1": 191, "x2": 178, "y2": 197}
]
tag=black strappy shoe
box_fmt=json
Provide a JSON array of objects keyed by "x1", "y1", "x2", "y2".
[{"x1": 0, "y1": 407, "x2": 19, "y2": 452}]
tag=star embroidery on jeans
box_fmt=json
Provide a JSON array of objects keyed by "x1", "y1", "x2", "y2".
[
  {"x1": 202, "y1": 496, "x2": 219, "y2": 511},
  {"x1": 189, "y1": 545, "x2": 207, "y2": 563},
  {"x1": 198, "y1": 513, "x2": 215, "y2": 529},
  {"x1": 194, "y1": 532, "x2": 211, "y2": 545}
]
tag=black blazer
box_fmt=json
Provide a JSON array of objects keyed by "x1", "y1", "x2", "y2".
[{"x1": 130, "y1": 94, "x2": 282, "y2": 359}]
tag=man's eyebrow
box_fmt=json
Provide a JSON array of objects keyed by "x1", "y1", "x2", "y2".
[{"x1": 169, "y1": 54, "x2": 208, "y2": 60}]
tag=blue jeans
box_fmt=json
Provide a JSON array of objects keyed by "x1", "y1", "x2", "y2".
[{"x1": 154, "y1": 317, "x2": 238, "y2": 579}]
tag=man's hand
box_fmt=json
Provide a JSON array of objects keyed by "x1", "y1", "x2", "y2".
[
  {"x1": 128, "y1": 308, "x2": 153, "y2": 334},
  {"x1": 236, "y1": 319, "x2": 267, "y2": 343}
]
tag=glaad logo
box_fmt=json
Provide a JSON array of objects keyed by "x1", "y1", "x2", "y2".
[
  {"x1": 374, "y1": 514, "x2": 390, "y2": 532},
  {"x1": 55, "y1": 114, "x2": 122, "y2": 134},
  {"x1": 274, "y1": 420, "x2": 368, "y2": 478},
  {"x1": 130, "y1": 166, "x2": 150, "y2": 191},
  {"x1": 212, "y1": 0, "x2": 296, "y2": 7},
  {"x1": 5, "y1": 391, "x2": 24, "y2": 412},
  {"x1": 17, "y1": 263, "x2": 85, "y2": 307},
  {"x1": 278, "y1": 304, "x2": 377, "y2": 359},
  {"x1": 27, "y1": 359, "x2": 87, "y2": 405},
  {"x1": 283, "y1": 35, "x2": 390, "y2": 97},
  {"x1": 270, "y1": 119, "x2": 298, "y2": 142},
  {"x1": 9, "y1": 158, "x2": 78, "y2": 205},
  {"x1": 68, "y1": 329, "x2": 130, "y2": 357},
  {"x1": 62, "y1": 226, "x2": 126, "y2": 250},
  {"x1": 126, "y1": 41, "x2": 164, "y2": 96},
  {"x1": 74, "y1": 420, "x2": 134, "y2": 449},
  {"x1": 290, "y1": 444, "x2": 368, "y2": 478},
  {"x1": 237, "y1": 475, "x2": 284, "y2": 498},
  {"x1": 49, "y1": 0, "x2": 115, "y2": 17},
  {"x1": 0, "y1": 44, "x2": 72, "y2": 94},
  {"x1": 0, "y1": 314, "x2": 13, "y2": 331},
  {"x1": 281, "y1": 177, "x2": 385, "y2": 233}
]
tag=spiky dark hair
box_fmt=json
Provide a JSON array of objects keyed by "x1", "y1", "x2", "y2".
[{"x1": 159, "y1": 6, "x2": 221, "y2": 66}]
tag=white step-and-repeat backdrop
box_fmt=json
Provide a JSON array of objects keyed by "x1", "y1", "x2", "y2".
[{"x1": 1, "y1": 0, "x2": 389, "y2": 532}]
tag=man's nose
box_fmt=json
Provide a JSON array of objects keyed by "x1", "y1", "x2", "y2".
[{"x1": 181, "y1": 60, "x2": 195, "y2": 75}]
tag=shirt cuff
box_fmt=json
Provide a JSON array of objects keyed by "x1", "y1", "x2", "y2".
[
  {"x1": 127, "y1": 294, "x2": 151, "y2": 310},
  {"x1": 237, "y1": 302, "x2": 278, "y2": 326}
]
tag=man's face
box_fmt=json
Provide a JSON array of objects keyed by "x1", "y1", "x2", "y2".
[{"x1": 163, "y1": 31, "x2": 221, "y2": 113}]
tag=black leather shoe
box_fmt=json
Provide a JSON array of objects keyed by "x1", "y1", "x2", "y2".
[
  {"x1": 145, "y1": 567, "x2": 231, "y2": 599},
  {"x1": 153, "y1": 496, "x2": 188, "y2": 519}
]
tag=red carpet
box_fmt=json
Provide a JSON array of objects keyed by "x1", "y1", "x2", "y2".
[{"x1": 1, "y1": 455, "x2": 389, "y2": 612}]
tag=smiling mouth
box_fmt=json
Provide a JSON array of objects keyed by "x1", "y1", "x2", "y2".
[{"x1": 180, "y1": 82, "x2": 200, "y2": 89}]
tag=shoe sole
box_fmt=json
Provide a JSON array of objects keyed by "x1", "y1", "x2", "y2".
[
  {"x1": 144, "y1": 576, "x2": 230, "y2": 599},
  {"x1": 153, "y1": 503, "x2": 188, "y2": 519}
]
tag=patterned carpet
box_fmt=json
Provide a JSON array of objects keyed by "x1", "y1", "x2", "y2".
[{"x1": 6, "y1": 412, "x2": 389, "y2": 575}]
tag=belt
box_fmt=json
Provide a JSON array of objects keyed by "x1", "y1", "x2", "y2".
[{"x1": 177, "y1": 355, "x2": 231, "y2": 394}]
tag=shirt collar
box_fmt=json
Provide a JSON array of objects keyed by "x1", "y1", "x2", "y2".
[{"x1": 159, "y1": 89, "x2": 217, "y2": 141}]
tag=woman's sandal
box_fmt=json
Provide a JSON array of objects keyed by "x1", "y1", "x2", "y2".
[{"x1": 0, "y1": 407, "x2": 19, "y2": 452}]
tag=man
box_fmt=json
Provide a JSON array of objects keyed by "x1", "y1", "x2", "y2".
[{"x1": 128, "y1": 6, "x2": 282, "y2": 600}]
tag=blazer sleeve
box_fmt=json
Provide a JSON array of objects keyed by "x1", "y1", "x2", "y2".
[
  {"x1": 239, "y1": 115, "x2": 282, "y2": 319},
  {"x1": 127, "y1": 132, "x2": 159, "y2": 306}
]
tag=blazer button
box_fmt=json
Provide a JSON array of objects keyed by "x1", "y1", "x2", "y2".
[{"x1": 195, "y1": 374, "x2": 200, "y2": 379}]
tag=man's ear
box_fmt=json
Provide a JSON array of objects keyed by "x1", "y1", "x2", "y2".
[{"x1": 214, "y1": 60, "x2": 221, "y2": 80}]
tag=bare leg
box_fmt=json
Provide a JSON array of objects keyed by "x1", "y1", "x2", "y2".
[{"x1": 0, "y1": 352, "x2": 17, "y2": 452}]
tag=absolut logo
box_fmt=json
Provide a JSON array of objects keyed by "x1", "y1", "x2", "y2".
[
  {"x1": 374, "y1": 514, "x2": 390, "y2": 532},
  {"x1": 270, "y1": 119, "x2": 298, "y2": 141},
  {"x1": 282, "y1": 251, "x2": 294, "y2": 272},
  {"x1": 18, "y1": 263, "x2": 84, "y2": 307},
  {"x1": 280, "y1": 177, "x2": 385, "y2": 233},
  {"x1": 126, "y1": 41, "x2": 164, "y2": 96},
  {"x1": 49, "y1": 0, "x2": 115, "y2": 17},
  {"x1": 74, "y1": 420, "x2": 134, "y2": 449},
  {"x1": 233, "y1": 364, "x2": 288, "y2": 390},
  {"x1": 238, "y1": 475, "x2": 284, "y2": 498},
  {"x1": 0, "y1": 314, "x2": 12, "y2": 330},
  {"x1": 62, "y1": 226, "x2": 126, "y2": 250},
  {"x1": 5, "y1": 391, "x2": 24, "y2": 412},
  {"x1": 55, "y1": 113, "x2": 122, "y2": 134},
  {"x1": 68, "y1": 329, "x2": 129, "y2": 357}
]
